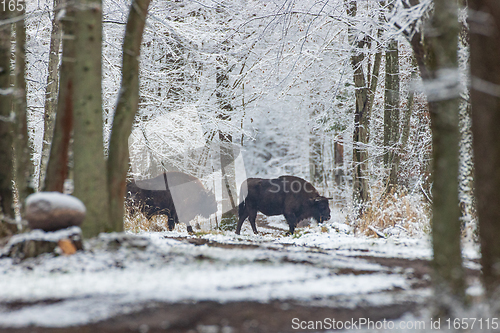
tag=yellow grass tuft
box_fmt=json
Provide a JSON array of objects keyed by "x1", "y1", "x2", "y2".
[{"x1": 357, "y1": 185, "x2": 431, "y2": 237}]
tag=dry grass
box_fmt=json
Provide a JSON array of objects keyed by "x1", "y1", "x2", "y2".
[
  {"x1": 357, "y1": 185, "x2": 431, "y2": 237},
  {"x1": 124, "y1": 209, "x2": 170, "y2": 233},
  {"x1": 124, "y1": 206, "x2": 217, "y2": 233}
]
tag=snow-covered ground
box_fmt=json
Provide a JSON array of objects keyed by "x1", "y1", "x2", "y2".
[{"x1": 0, "y1": 215, "x2": 482, "y2": 329}]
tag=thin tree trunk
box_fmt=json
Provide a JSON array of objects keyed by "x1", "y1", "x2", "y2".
[
  {"x1": 366, "y1": 50, "x2": 382, "y2": 128},
  {"x1": 216, "y1": 56, "x2": 237, "y2": 223},
  {"x1": 469, "y1": 0, "x2": 500, "y2": 313},
  {"x1": 400, "y1": 57, "x2": 417, "y2": 154},
  {"x1": 12, "y1": 7, "x2": 34, "y2": 210},
  {"x1": 309, "y1": 107, "x2": 324, "y2": 185},
  {"x1": 40, "y1": 0, "x2": 63, "y2": 190},
  {"x1": 384, "y1": 39, "x2": 400, "y2": 190},
  {"x1": 73, "y1": 0, "x2": 110, "y2": 237},
  {"x1": 346, "y1": 0, "x2": 369, "y2": 213},
  {"x1": 44, "y1": 1, "x2": 75, "y2": 193},
  {"x1": 0, "y1": 11, "x2": 14, "y2": 222},
  {"x1": 108, "y1": 0, "x2": 151, "y2": 232}
]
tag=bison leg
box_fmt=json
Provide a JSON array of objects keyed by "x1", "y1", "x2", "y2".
[
  {"x1": 186, "y1": 221, "x2": 194, "y2": 234},
  {"x1": 235, "y1": 202, "x2": 249, "y2": 235},
  {"x1": 167, "y1": 217, "x2": 175, "y2": 231},
  {"x1": 284, "y1": 213, "x2": 297, "y2": 235},
  {"x1": 248, "y1": 210, "x2": 258, "y2": 234}
]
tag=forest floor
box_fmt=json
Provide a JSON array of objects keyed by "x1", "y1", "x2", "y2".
[{"x1": 0, "y1": 215, "x2": 484, "y2": 333}]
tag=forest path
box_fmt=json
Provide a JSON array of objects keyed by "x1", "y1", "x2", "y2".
[{"x1": 0, "y1": 218, "x2": 482, "y2": 333}]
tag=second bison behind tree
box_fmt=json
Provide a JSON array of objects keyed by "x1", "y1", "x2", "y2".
[
  {"x1": 126, "y1": 172, "x2": 217, "y2": 233},
  {"x1": 237, "y1": 176, "x2": 331, "y2": 235}
]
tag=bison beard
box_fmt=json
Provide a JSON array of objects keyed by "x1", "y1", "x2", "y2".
[
  {"x1": 236, "y1": 176, "x2": 331, "y2": 235},
  {"x1": 126, "y1": 172, "x2": 217, "y2": 233}
]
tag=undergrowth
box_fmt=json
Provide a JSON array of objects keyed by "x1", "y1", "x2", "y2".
[
  {"x1": 124, "y1": 207, "x2": 217, "y2": 233},
  {"x1": 357, "y1": 185, "x2": 431, "y2": 237}
]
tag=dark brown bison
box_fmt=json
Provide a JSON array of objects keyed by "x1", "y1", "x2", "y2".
[
  {"x1": 236, "y1": 176, "x2": 331, "y2": 235},
  {"x1": 126, "y1": 171, "x2": 217, "y2": 233}
]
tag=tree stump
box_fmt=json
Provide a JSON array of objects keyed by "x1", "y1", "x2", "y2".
[{"x1": 1, "y1": 226, "x2": 83, "y2": 261}]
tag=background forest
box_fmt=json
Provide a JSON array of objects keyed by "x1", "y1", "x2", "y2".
[{"x1": 14, "y1": 0, "x2": 474, "y2": 235}]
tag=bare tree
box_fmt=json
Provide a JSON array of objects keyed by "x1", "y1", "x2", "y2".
[
  {"x1": 39, "y1": 0, "x2": 63, "y2": 190},
  {"x1": 107, "y1": 0, "x2": 151, "y2": 232},
  {"x1": 44, "y1": 0, "x2": 75, "y2": 192},
  {"x1": 216, "y1": 55, "x2": 238, "y2": 225},
  {"x1": 383, "y1": 39, "x2": 400, "y2": 190},
  {"x1": 345, "y1": 0, "x2": 382, "y2": 213}
]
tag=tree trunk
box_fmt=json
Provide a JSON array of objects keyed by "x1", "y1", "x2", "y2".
[
  {"x1": 40, "y1": 0, "x2": 63, "y2": 190},
  {"x1": 73, "y1": 0, "x2": 110, "y2": 237},
  {"x1": 469, "y1": 0, "x2": 500, "y2": 312},
  {"x1": 457, "y1": 12, "x2": 476, "y2": 231},
  {"x1": 400, "y1": 57, "x2": 417, "y2": 155},
  {"x1": 383, "y1": 39, "x2": 400, "y2": 190},
  {"x1": 309, "y1": 107, "x2": 324, "y2": 185},
  {"x1": 0, "y1": 11, "x2": 14, "y2": 222},
  {"x1": 107, "y1": 0, "x2": 151, "y2": 233},
  {"x1": 216, "y1": 56, "x2": 237, "y2": 225},
  {"x1": 345, "y1": 0, "x2": 369, "y2": 213},
  {"x1": 410, "y1": 0, "x2": 465, "y2": 314},
  {"x1": 44, "y1": 1, "x2": 75, "y2": 193},
  {"x1": 12, "y1": 7, "x2": 34, "y2": 210}
]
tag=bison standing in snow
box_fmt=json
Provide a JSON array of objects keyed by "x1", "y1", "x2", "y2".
[
  {"x1": 236, "y1": 176, "x2": 331, "y2": 235},
  {"x1": 126, "y1": 172, "x2": 217, "y2": 233}
]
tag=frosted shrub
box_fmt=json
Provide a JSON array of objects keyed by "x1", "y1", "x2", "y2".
[{"x1": 357, "y1": 185, "x2": 431, "y2": 237}]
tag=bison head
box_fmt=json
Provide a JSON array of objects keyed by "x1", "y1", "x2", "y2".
[{"x1": 309, "y1": 196, "x2": 331, "y2": 224}]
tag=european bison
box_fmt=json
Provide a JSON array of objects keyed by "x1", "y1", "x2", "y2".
[
  {"x1": 236, "y1": 176, "x2": 331, "y2": 235},
  {"x1": 126, "y1": 172, "x2": 217, "y2": 233}
]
